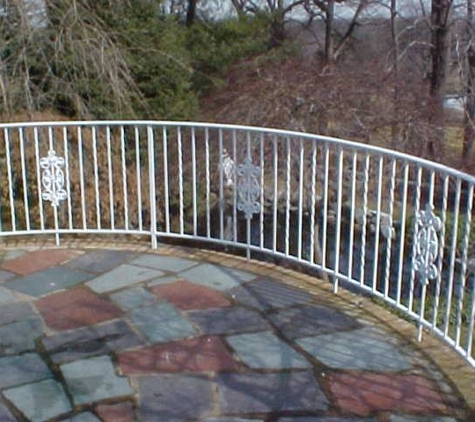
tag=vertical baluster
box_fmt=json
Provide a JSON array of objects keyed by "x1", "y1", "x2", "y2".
[
  {"x1": 219, "y1": 129, "x2": 224, "y2": 240},
  {"x1": 177, "y1": 126, "x2": 184, "y2": 235},
  {"x1": 455, "y1": 184, "x2": 474, "y2": 347},
  {"x1": 48, "y1": 127, "x2": 60, "y2": 244},
  {"x1": 120, "y1": 126, "x2": 129, "y2": 230},
  {"x1": 334, "y1": 147, "x2": 344, "y2": 292},
  {"x1": 322, "y1": 146, "x2": 330, "y2": 269},
  {"x1": 232, "y1": 130, "x2": 238, "y2": 242},
  {"x1": 106, "y1": 127, "x2": 115, "y2": 231},
  {"x1": 19, "y1": 128, "x2": 30, "y2": 231},
  {"x1": 285, "y1": 137, "x2": 291, "y2": 257},
  {"x1": 163, "y1": 126, "x2": 170, "y2": 233},
  {"x1": 444, "y1": 179, "x2": 461, "y2": 337},
  {"x1": 297, "y1": 139, "x2": 305, "y2": 260},
  {"x1": 371, "y1": 156, "x2": 384, "y2": 294},
  {"x1": 92, "y1": 126, "x2": 101, "y2": 230},
  {"x1": 34, "y1": 127, "x2": 45, "y2": 231},
  {"x1": 63, "y1": 127, "x2": 72, "y2": 231},
  {"x1": 148, "y1": 126, "x2": 157, "y2": 248},
  {"x1": 78, "y1": 127, "x2": 87, "y2": 230},
  {"x1": 359, "y1": 154, "x2": 370, "y2": 287},
  {"x1": 396, "y1": 163, "x2": 409, "y2": 305},
  {"x1": 260, "y1": 132, "x2": 265, "y2": 250},
  {"x1": 4, "y1": 128, "x2": 15, "y2": 232},
  {"x1": 309, "y1": 141, "x2": 317, "y2": 265},
  {"x1": 191, "y1": 127, "x2": 197, "y2": 236},
  {"x1": 383, "y1": 160, "x2": 397, "y2": 300},
  {"x1": 205, "y1": 128, "x2": 210, "y2": 238},
  {"x1": 135, "y1": 126, "x2": 143, "y2": 232},
  {"x1": 347, "y1": 151, "x2": 357, "y2": 280},
  {"x1": 272, "y1": 135, "x2": 278, "y2": 253}
]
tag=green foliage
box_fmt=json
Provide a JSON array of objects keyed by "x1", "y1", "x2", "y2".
[{"x1": 186, "y1": 15, "x2": 271, "y2": 93}]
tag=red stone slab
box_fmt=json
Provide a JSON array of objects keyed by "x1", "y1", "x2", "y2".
[
  {"x1": 329, "y1": 372, "x2": 448, "y2": 416},
  {"x1": 151, "y1": 280, "x2": 231, "y2": 311},
  {"x1": 35, "y1": 287, "x2": 123, "y2": 331},
  {"x1": 118, "y1": 336, "x2": 240, "y2": 374},
  {"x1": 1, "y1": 249, "x2": 82, "y2": 275},
  {"x1": 96, "y1": 402, "x2": 135, "y2": 422}
]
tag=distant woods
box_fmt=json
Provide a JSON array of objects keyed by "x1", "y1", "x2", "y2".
[{"x1": 0, "y1": 0, "x2": 474, "y2": 168}]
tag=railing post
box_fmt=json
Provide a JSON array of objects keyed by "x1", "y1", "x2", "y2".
[{"x1": 148, "y1": 126, "x2": 158, "y2": 249}]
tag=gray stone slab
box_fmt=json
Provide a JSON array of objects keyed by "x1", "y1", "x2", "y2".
[
  {"x1": 296, "y1": 327, "x2": 412, "y2": 371},
  {"x1": 269, "y1": 304, "x2": 359, "y2": 339},
  {"x1": 203, "y1": 419, "x2": 263, "y2": 422},
  {"x1": 0, "y1": 317, "x2": 44, "y2": 355},
  {"x1": 4, "y1": 379, "x2": 71, "y2": 422},
  {"x1": 43, "y1": 320, "x2": 144, "y2": 364},
  {"x1": 86, "y1": 265, "x2": 164, "y2": 293},
  {"x1": 130, "y1": 303, "x2": 196, "y2": 343},
  {"x1": 132, "y1": 255, "x2": 197, "y2": 272},
  {"x1": 110, "y1": 287, "x2": 158, "y2": 310},
  {"x1": 0, "y1": 401, "x2": 16, "y2": 422},
  {"x1": 227, "y1": 332, "x2": 311, "y2": 369},
  {"x1": 65, "y1": 412, "x2": 102, "y2": 422},
  {"x1": 277, "y1": 418, "x2": 377, "y2": 422},
  {"x1": 0, "y1": 287, "x2": 16, "y2": 304},
  {"x1": 228, "y1": 278, "x2": 313, "y2": 311},
  {"x1": 0, "y1": 270, "x2": 14, "y2": 283},
  {"x1": 218, "y1": 371, "x2": 328, "y2": 414},
  {"x1": 187, "y1": 307, "x2": 270, "y2": 335},
  {"x1": 0, "y1": 301, "x2": 35, "y2": 326},
  {"x1": 138, "y1": 374, "x2": 215, "y2": 422},
  {"x1": 4, "y1": 267, "x2": 92, "y2": 297},
  {"x1": 61, "y1": 355, "x2": 133, "y2": 405},
  {"x1": 66, "y1": 250, "x2": 137, "y2": 273},
  {"x1": 179, "y1": 264, "x2": 250, "y2": 291},
  {"x1": 0, "y1": 353, "x2": 51, "y2": 389},
  {"x1": 3, "y1": 250, "x2": 27, "y2": 261},
  {"x1": 389, "y1": 416, "x2": 457, "y2": 422}
]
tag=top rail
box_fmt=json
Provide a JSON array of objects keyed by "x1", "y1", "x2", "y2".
[{"x1": 0, "y1": 120, "x2": 474, "y2": 368}]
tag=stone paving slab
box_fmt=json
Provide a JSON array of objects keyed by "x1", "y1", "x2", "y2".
[
  {"x1": 43, "y1": 320, "x2": 144, "y2": 364},
  {"x1": 35, "y1": 287, "x2": 123, "y2": 331},
  {"x1": 179, "y1": 263, "x2": 250, "y2": 291},
  {"x1": 4, "y1": 267, "x2": 92, "y2": 297},
  {"x1": 0, "y1": 286, "x2": 17, "y2": 304},
  {"x1": 95, "y1": 402, "x2": 134, "y2": 422},
  {"x1": 217, "y1": 371, "x2": 329, "y2": 414},
  {"x1": 129, "y1": 303, "x2": 197, "y2": 343},
  {"x1": 0, "y1": 301, "x2": 35, "y2": 326},
  {"x1": 297, "y1": 327, "x2": 412, "y2": 371},
  {"x1": 118, "y1": 336, "x2": 240, "y2": 374},
  {"x1": 0, "y1": 317, "x2": 44, "y2": 355},
  {"x1": 151, "y1": 280, "x2": 231, "y2": 310},
  {"x1": 0, "y1": 249, "x2": 81, "y2": 275},
  {"x1": 388, "y1": 416, "x2": 457, "y2": 422},
  {"x1": 137, "y1": 374, "x2": 215, "y2": 422},
  {"x1": 329, "y1": 372, "x2": 448, "y2": 416},
  {"x1": 0, "y1": 270, "x2": 15, "y2": 283},
  {"x1": 3, "y1": 379, "x2": 71, "y2": 422},
  {"x1": 227, "y1": 331, "x2": 311, "y2": 369},
  {"x1": 87, "y1": 265, "x2": 164, "y2": 293},
  {"x1": 187, "y1": 306, "x2": 270, "y2": 335},
  {"x1": 132, "y1": 255, "x2": 197, "y2": 272},
  {"x1": 110, "y1": 287, "x2": 158, "y2": 311},
  {"x1": 0, "y1": 400, "x2": 16, "y2": 422},
  {"x1": 228, "y1": 278, "x2": 313, "y2": 311},
  {"x1": 66, "y1": 250, "x2": 137, "y2": 273},
  {"x1": 66, "y1": 413, "x2": 101, "y2": 422},
  {"x1": 61, "y1": 355, "x2": 133, "y2": 405},
  {"x1": 269, "y1": 304, "x2": 360, "y2": 339},
  {"x1": 0, "y1": 353, "x2": 51, "y2": 389}
]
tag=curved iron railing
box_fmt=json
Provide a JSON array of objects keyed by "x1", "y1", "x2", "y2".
[{"x1": 0, "y1": 120, "x2": 474, "y2": 367}]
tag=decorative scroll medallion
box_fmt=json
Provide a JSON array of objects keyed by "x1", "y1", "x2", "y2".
[
  {"x1": 40, "y1": 150, "x2": 67, "y2": 207},
  {"x1": 414, "y1": 203, "x2": 442, "y2": 284},
  {"x1": 236, "y1": 156, "x2": 261, "y2": 219}
]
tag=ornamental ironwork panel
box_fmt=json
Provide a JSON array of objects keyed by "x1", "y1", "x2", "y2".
[
  {"x1": 236, "y1": 156, "x2": 261, "y2": 220},
  {"x1": 414, "y1": 203, "x2": 442, "y2": 284},
  {"x1": 40, "y1": 150, "x2": 67, "y2": 207}
]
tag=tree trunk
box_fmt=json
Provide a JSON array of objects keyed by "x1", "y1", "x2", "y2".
[
  {"x1": 462, "y1": 0, "x2": 475, "y2": 164},
  {"x1": 186, "y1": 0, "x2": 197, "y2": 26},
  {"x1": 390, "y1": 0, "x2": 400, "y2": 147},
  {"x1": 324, "y1": 0, "x2": 335, "y2": 63},
  {"x1": 427, "y1": 0, "x2": 452, "y2": 158}
]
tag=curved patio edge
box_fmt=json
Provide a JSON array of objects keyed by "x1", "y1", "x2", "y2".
[{"x1": 0, "y1": 236, "x2": 474, "y2": 421}]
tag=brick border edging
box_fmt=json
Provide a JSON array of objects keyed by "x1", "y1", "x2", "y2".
[{"x1": 1, "y1": 236, "x2": 474, "y2": 419}]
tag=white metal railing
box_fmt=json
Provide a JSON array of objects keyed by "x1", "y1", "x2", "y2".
[{"x1": 1, "y1": 120, "x2": 474, "y2": 367}]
